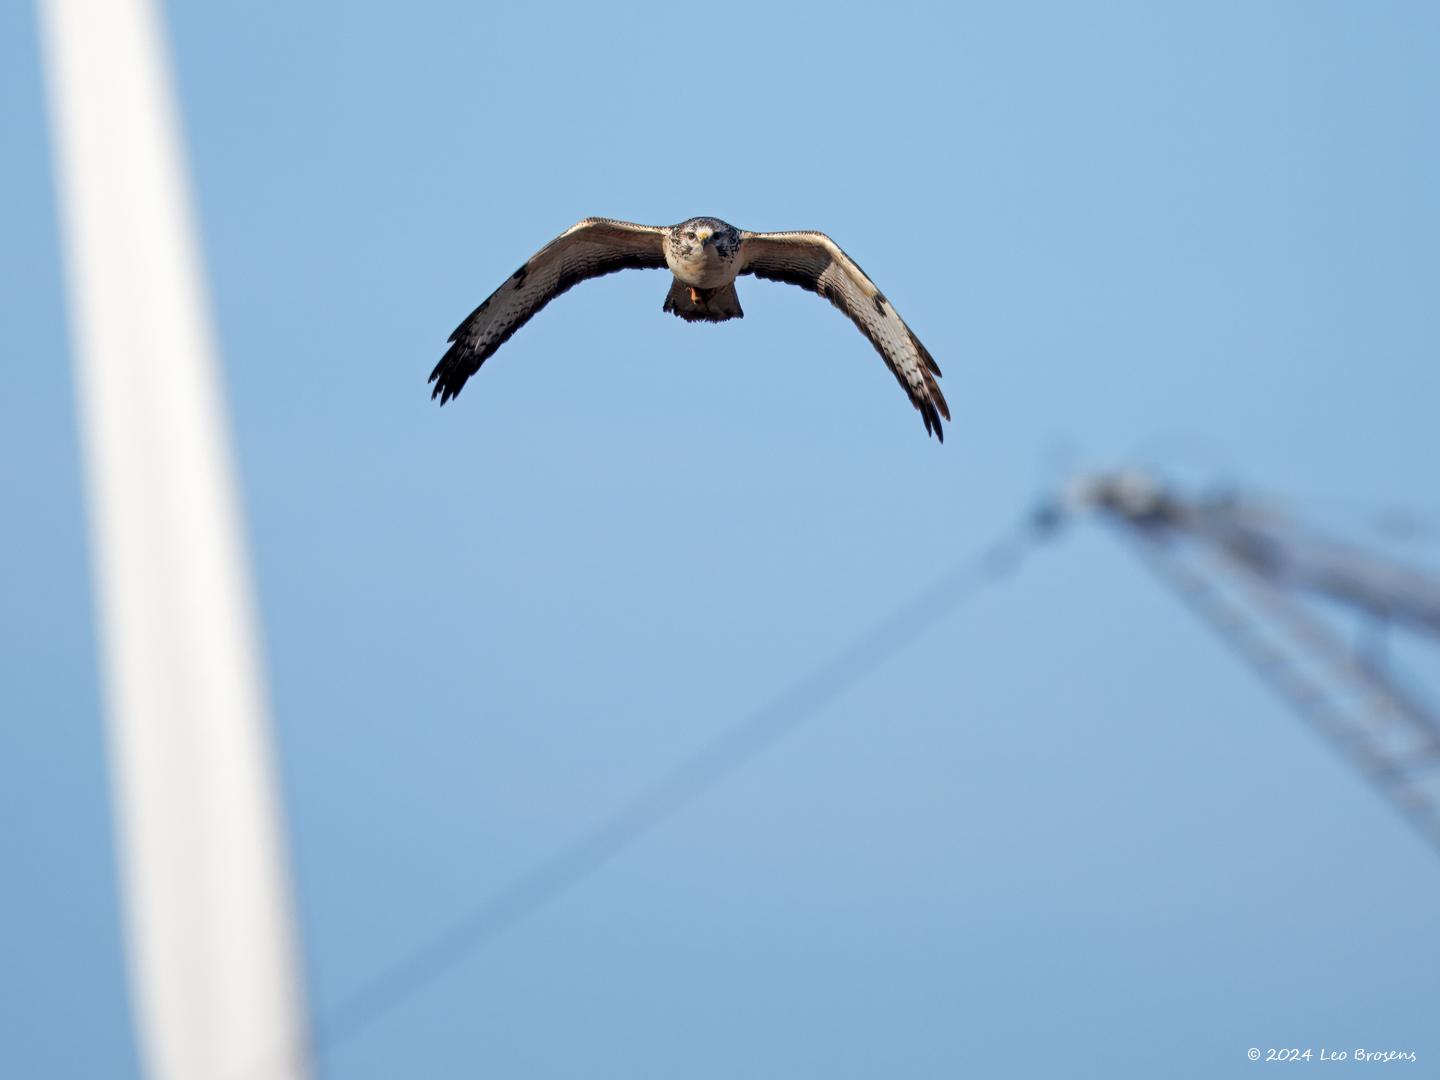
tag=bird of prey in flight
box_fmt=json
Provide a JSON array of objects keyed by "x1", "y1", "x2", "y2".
[{"x1": 429, "y1": 217, "x2": 950, "y2": 440}]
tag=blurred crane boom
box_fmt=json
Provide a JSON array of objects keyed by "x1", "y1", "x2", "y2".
[{"x1": 1055, "y1": 471, "x2": 1440, "y2": 852}]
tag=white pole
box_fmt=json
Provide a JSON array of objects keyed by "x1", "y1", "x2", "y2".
[{"x1": 37, "y1": 1, "x2": 311, "y2": 1076}]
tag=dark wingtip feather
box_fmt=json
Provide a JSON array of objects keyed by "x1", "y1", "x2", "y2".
[
  {"x1": 932, "y1": 384, "x2": 951, "y2": 422},
  {"x1": 428, "y1": 339, "x2": 480, "y2": 407},
  {"x1": 916, "y1": 397, "x2": 945, "y2": 442},
  {"x1": 914, "y1": 335, "x2": 943, "y2": 379}
]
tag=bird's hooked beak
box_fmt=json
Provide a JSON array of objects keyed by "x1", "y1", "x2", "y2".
[{"x1": 697, "y1": 226, "x2": 713, "y2": 245}]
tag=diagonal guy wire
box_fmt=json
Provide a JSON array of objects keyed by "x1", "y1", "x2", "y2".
[{"x1": 307, "y1": 518, "x2": 1047, "y2": 1062}]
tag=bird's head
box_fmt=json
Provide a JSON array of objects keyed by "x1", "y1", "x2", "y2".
[{"x1": 672, "y1": 217, "x2": 740, "y2": 258}]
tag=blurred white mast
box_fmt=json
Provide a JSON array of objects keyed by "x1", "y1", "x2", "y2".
[{"x1": 38, "y1": 1, "x2": 311, "y2": 1077}]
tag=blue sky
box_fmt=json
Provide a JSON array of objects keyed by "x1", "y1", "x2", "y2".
[{"x1": 3, "y1": 1, "x2": 1439, "y2": 1076}]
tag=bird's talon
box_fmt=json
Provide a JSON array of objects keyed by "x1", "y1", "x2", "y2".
[{"x1": 689, "y1": 288, "x2": 701, "y2": 304}]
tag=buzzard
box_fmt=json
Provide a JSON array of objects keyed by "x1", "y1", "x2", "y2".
[{"x1": 429, "y1": 217, "x2": 950, "y2": 440}]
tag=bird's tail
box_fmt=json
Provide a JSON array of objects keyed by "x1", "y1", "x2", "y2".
[{"x1": 662, "y1": 280, "x2": 744, "y2": 323}]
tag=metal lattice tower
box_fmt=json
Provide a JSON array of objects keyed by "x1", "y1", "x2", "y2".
[{"x1": 1051, "y1": 471, "x2": 1440, "y2": 853}]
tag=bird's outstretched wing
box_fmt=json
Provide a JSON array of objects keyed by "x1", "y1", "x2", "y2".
[
  {"x1": 430, "y1": 218, "x2": 668, "y2": 404},
  {"x1": 738, "y1": 230, "x2": 950, "y2": 440}
]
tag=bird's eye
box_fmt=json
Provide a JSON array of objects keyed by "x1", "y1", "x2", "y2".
[{"x1": 685, "y1": 231, "x2": 696, "y2": 240}]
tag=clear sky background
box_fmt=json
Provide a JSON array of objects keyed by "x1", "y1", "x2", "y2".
[{"x1": 3, "y1": 1, "x2": 1439, "y2": 1077}]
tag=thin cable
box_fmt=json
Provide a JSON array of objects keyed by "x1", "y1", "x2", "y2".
[{"x1": 300, "y1": 517, "x2": 1047, "y2": 1064}]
